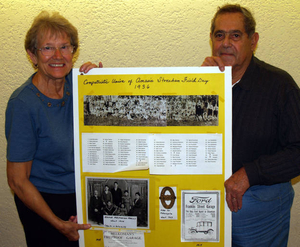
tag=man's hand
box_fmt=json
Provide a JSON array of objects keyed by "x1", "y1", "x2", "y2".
[
  {"x1": 201, "y1": 56, "x2": 225, "y2": 72},
  {"x1": 79, "y1": 62, "x2": 103, "y2": 74},
  {"x1": 224, "y1": 167, "x2": 250, "y2": 212}
]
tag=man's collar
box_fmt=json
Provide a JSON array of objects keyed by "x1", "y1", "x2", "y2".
[
  {"x1": 232, "y1": 79, "x2": 241, "y2": 87},
  {"x1": 233, "y1": 56, "x2": 257, "y2": 90}
]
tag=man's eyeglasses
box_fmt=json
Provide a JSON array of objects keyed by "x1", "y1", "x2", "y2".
[
  {"x1": 36, "y1": 45, "x2": 74, "y2": 56},
  {"x1": 213, "y1": 31, "x2": 244, "y2": 41}
]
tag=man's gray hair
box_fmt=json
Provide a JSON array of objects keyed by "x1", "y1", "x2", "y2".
[{"x1": 210, "y1": 4, "x2": 256, "y2": 37}]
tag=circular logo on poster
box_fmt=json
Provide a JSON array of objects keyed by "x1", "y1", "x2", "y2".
[{"x1": 159, "y1": 187, "x2": 176, "y2": 209}]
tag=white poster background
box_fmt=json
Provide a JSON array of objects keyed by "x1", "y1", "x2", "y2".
[{"x1": 73, "y1": 67, "x2": 232, "y2": 247}]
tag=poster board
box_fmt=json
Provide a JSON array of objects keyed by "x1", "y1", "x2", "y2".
[{"x1": 73, "y1": 67, "x2": 232, "y2": 247}]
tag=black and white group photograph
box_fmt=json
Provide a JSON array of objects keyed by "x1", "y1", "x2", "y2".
[
  {"x1": 84, "y1": 95, "x2": 219, "y2": 127},
  {"x1": 86, "y1": 177, "x2": 149, "y2": 228}
]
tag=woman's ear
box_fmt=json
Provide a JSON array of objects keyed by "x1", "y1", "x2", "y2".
[{"x1": 27, "y1": 49, "x2": 38, "y2": 66}]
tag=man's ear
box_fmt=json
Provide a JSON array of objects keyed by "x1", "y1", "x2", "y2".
[
  {"x1": 27, "y1": 49, "x2": 38, "y2": 65},
  {"x1": 251, "y1": 32, "x2": 259, "y2": 51}
]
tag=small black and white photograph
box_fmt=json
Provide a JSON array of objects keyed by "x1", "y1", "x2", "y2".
[
  {"x1": 166, "y1": 95, "x2": 219, "y2": 126},
  {"x1": 86, "y1": 177, "x2": 149, "y2": 229},
  {"x1": 84, "y1": 95, "x2": 219, "y2": 127}
]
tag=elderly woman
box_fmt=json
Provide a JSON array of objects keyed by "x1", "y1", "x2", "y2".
[{"x1": 5, "y1": 11, "x2": 100, "y2": 247}]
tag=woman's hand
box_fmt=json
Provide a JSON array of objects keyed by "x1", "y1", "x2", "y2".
[
  {"x1": 79, "y1": 62, "x2": 103, "y2": 74},
  {"x1": 7, "y1": 160, "x2": 90, "y2": 242},
  {"x1": 57, "y1": 218, "x2": 91, "y2": 241},
  {"x1": 69, "y1": 215, "x2": 77, "y2": 223}
]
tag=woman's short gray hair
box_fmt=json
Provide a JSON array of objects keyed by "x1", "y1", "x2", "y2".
[{"x1": 25, "y1": 11, "x2": 78, "y2": 54}]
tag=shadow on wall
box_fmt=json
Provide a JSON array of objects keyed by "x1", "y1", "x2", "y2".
[{"x1": 292, "y1": 176, "x2": 300, "y2": 185}]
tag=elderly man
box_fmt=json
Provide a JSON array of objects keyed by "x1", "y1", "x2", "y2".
[{"x1": 202, "y1": 4, "x2": 300, "y2": 247}]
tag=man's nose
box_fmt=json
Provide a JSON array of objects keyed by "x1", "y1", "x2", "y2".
[{"x1": 222, "y1": 34, "x2": 232, "y2": 47}]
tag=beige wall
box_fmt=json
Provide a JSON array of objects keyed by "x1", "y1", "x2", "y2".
[{"x1": 0, "y1": 0, "x2": 299, "y2": 246}]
